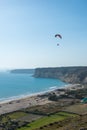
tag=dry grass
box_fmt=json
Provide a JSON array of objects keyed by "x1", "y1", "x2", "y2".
[{"x1": 63, "y1": 103, "x2": 87, "y2": 115}]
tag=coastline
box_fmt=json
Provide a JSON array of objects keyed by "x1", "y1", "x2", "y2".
[
  {"x1": 0, "y1": 91, "x2": 52, "y2": 115},
  {"x1": 0, "y1": 84, "x2": 67, "y2": 104},
  {"x1": 0, "y1": 83, "x2": 82, "y2": 115}
]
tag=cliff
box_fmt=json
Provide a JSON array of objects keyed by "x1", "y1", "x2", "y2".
[{"x1": 34, "y1": 67, "x2": 87, "y2": 84}]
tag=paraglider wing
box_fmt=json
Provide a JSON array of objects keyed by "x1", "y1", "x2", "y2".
[
  {"x1": 55, "y1": 34, "x2": 62, "y2": 46},
  {"x1": 55, "y1": 34, "x2": 62, "y2": 39}
]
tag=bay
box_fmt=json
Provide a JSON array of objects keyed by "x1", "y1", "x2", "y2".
[{"x1": 0, "y1": 72, "x2": 67, "y2": 102}]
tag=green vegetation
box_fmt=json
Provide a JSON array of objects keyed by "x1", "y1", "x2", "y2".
[
  {"x1": 66, "y1": 88, "x2": 87, "y2": 99},
  {"x1": 36, "y1": 114, "x2": 87, "y2": 130},
  {"x1": 48, "y1": 93, "x2": 58, "y2": 101},
  {"x1": 18, "y1": 112, "x2": 77, "y2": 130},
  {"x1": 0, "y1": 84, "x2": 87, "y2": 130},
  {"x1": 0, "y1": 111, "x2": 29, "y2": 130},
  {"x1": 8, "y1": 111, "x2": 27, "y2": 119},
  {"x1": 57, "y1": 112, "x2": 76, "y2": 117}
]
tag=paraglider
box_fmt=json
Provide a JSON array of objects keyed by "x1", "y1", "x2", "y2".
[
  {"x1": 55, "y1": 34, "x2": 62, "y2": 46},
  {"x1": 55, "y1": 34, "x2": 62, "y2": 39}
]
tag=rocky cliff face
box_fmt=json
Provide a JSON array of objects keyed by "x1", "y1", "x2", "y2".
[{"x1": 34, "y1": 67, "x2": 87, "y2": 84}]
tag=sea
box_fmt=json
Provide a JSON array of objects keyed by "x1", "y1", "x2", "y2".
[{"x1": 0, "y1": 71, "x2": 67, "y2": 103}]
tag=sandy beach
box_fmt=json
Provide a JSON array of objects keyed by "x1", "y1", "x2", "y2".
[
  {"x1": 0, "y1": 94, "x2": 52, "y2": 115},
  {"x1": 0, "y1": 84, "x2": 83, "y2": 115}
]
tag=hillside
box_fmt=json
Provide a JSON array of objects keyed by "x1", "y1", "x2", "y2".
[{"x1": 34, "y1": 67, "x2": 87, "y2": 84}]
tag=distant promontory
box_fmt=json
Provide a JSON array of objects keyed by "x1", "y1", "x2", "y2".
[
  {"x1": 10, "y1": 69, "x2": 35, "y2": 74},
  {"x1": 34, "y1": 67, "x2": 87, "y2": 84},
  {"x1": 10, "y1": 67, "x2": 87, "y2": 84}
]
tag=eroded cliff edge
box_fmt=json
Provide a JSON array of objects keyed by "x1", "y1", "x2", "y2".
[{"x1": 34, "y1": 67, "x2": 87, "y2": 84}]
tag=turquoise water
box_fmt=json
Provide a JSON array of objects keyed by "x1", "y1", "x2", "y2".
[{"x1": 0, "y1": 72, "x2": 67, "y2": 102}]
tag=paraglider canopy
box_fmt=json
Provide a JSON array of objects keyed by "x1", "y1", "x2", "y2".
[
  {"x1": 55, "y1": 34, "x2": 62, "y2": 39},
  {"x1": 55, "y1": 34, "x2": 62, "y2": 46}
]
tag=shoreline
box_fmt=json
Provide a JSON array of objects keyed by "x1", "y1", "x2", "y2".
[
  {"x1": 0, "y1": 84, "x2": 68, "y2": 104},
  {"x1": 0, "y1": 84, "x2": 82, "y2": 115}
]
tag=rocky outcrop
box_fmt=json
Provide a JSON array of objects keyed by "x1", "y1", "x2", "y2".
[{"x1": 34, "y1": 67, "x2": 87, "y2": 84}]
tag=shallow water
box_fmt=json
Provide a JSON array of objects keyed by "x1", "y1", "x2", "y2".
[{"x1": 0, "y1": 72, "x2": 67, "y2": 102}]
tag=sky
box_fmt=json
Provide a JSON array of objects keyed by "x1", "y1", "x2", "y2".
[{"x1": 0, "y1": 0, "x2": 87, "y2": 69}]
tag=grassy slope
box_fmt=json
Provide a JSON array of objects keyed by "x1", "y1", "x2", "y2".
[
  {"x1": 8, "y1": 111, "x2": 27, "y2": 119},
  {"x1": 18, "y1": 112, "x2": 76, "y2": 130}
]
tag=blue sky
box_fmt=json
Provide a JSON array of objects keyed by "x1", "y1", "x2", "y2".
[{"x1": 0, "y1": 0, "x2": 87, "y2": 69}]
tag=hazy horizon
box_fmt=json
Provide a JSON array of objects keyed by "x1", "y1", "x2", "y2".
[{"x1": 0, "y1": 0, "x2": 87, "y2": 69}]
